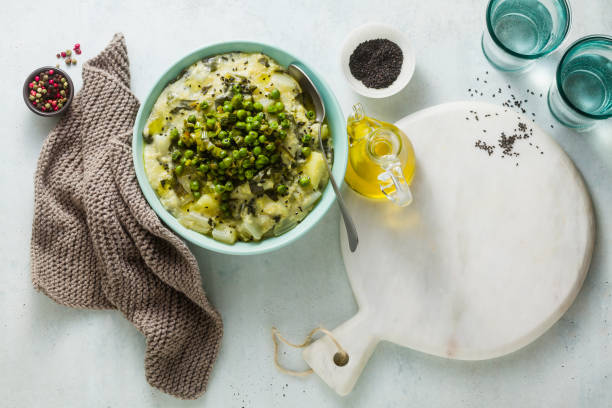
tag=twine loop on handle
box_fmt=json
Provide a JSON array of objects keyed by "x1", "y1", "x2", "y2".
[{"x1": 271, "y1": 326, "x2": 349, "y2": 377}]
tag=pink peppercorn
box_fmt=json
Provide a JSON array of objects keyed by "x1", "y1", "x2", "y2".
[
  {"x1": 74, "y1": 43, "x2": 80, "y2": 49},
  {"x1": 29, "y1": 83, "x2": 34, "y2": 89},
  {"x1": 49, "y1": 69, "x2": 54, "y2": 75},
  {"x1": 75, "y1": 49, "x2": 82, "y2": 55},
  {"x1": 34, "y1": 75, "x2": 40, "y2": 81},
  {"x1": 49, "y1": 79, "x2": 54, "y2": 84},
  {"x1": 61, "y1": 51, "x2": 66, "y2": 57}
]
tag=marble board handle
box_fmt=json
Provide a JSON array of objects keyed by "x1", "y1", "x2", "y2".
[{"x1": 302, "y1": 312, "x2": 379, "y2": 396}]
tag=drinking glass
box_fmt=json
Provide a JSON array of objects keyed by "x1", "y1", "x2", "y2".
[
  {"x1": 482, "y1": 0, "x2": 571, "y2": 71},
  {"x1": 548, "y1": 35, "x2": 612, "y2": 130}
]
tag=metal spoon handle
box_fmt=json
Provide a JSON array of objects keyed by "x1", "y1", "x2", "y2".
[
  {"x1": 319, "y1": 124, "x2": 359, "y2": 252},
  {"x1": 327, "y1": 165, "x2": 359, "y2": 252}
]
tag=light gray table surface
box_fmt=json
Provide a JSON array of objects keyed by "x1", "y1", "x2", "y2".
[{"x1": 1, "y1": 1, "x2": 611, "y2": 407}]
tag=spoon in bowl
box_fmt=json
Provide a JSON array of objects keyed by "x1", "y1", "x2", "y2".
[{"x1": 288, "y1": 64, "x2": 359, "y2": 252}]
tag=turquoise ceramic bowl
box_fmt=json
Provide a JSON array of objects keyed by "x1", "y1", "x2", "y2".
[{"x1": 133, "y1": 41, "x2": 348, "y2": 255}]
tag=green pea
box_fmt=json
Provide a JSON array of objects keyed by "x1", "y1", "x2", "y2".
[
  {"x1": 244, "y1": 134, "x2": 257, "y2": 145},
  {"x1": 250, "y1": 120, "x2": 260, "y2": 130},
  {"x1": 298, "y1": 176, "x2": 311, "y2": 187},
  {"x1": 199, "y1": 101, "x2": 209, "y2": 110},
  {"x1": 278, "y1": 130, "x2": 287, "y2": 139},
  {"x1": 243, "y1": 101, "x2": 253, "y2": 111},
  {"x1": 253, "y1": 146, "x2": 262, "y2": 156},
  {"x1": 242, "y1": 159, "x2": 252, "y2": 168},
  {"x1": 276, "y1": 184, "x2": 288, "y2": 194},
  {"x1": 253, "y1": 102, "x2": 264, "y2": 112},
  {"x1": 270, "y1": 88, "x2": 280, "y2": 99},
  {"x1": 180, "y1": 157, "x2": 188, "y2": 165},
  {"x1": 258, "y1": 135, "x2": 267, "y2": 143},
  {"x1": 218, "y1": 130, "x2": 228, "y2": 139},
  {"x1": 275, "y1": 101, "x2": 284, "y2": 112},
  {"x1": 232, "y1": 84, "x2": 241, "y2": 93},
  {"x1": 191, "y1": 157, "x2": 200, "y2": 166},
  {"x1": 214, "y1": 184, "x2": 225, "y2": 194},
  {"x1": 302, "y1": 134, "x2": 312, "y2": 144},
  {"x1": 301, "y1": 146, "x2": 311, "y2": 157},
  {"x1": 235, "y1": 121, "x2": 246, "y2": 130},
  {"x1": 184, "y1": 149, "x2": 194, "y2": 159},
  {"x1": 270, "y1": 153, "x2": 280, "y2": 164},
  {"x1": 218, "y1": 149, "x2": 228, "y2": 159},
  {"x1": 269, "y1": 121, "x2": 278, "y2": 130},
  {"x1": 187, "y1": 114, "x2": 196, "y2": 124},
  {"x1": 267, "y1": 104, "x2": 277, "y2": 114},
  {"x1": 174, "y1": 165, "x2": 184, "y2": 176},
  {"x1": 306, "y1": 110, "x2": 315, "y2": 120},
  {"x1": 177, "y1": 140, "x2": 185, "y2": 148},
  {"x1": 280, "y1": 119, "x2": 290, "y2": 129},
  {"x1": 190, "y1": 180, "x2": 200, "y2": 191},
  {"x1": 171, "y1": 150, "x2": 181, "y2": 161},
  {"x1": 245, "y1": 169, "x2": 255, "y2": 179},
  {"x1": 223, "y1": 103, "x2": 233, "y2": 112},
  {"x1": 222, "y1": 156, "x2": 233, "y2": 168},
  {"x1": 193, "y1": 191, "x2": 202, "y2": 199},
  {"x1": 224, "y1": 180, "x2": 234, "y2": 191},
  {"x1": 245, "y1": 123, "x2": 253, "y2": 132},
  {"x1": 222, "y1": 138, "x2": 232, "y2": 147},
  {"x1": 170, "y1": 128, "x2": 179, "y2": 141},
  {"x1": 257, "y1": 155, "x2": 269, "y2": 165},
  {"x1": 266, "y1": 143, "x2": 276, "y2": 152},
  {"x1": 206, "y1": 118, "x2": 216, "y2": 129},
  {"x1": 246, "y1": 116, "x2": 254, "y2": 123},
  {"x1": 256, "y1": 112, "x2": 265, "y2": 121},
  {"x1": 236, "y1": 109, "x2": 247, "y2": 120},
  {"x1": 232, "y1": 150, "x2": 240, "y2": 159},
  {"x1": 239, "y1": 147, "x2": 248, "y2": 157},
  {"x1": 198, "y1": 164, "x2": 210, "y2": 173},
  {"x1": 231, "y1": 93, "x2": 243, "y2": 106},
  {"x1": 278, "y1": 113, "x2": 286, "y2": 120}
]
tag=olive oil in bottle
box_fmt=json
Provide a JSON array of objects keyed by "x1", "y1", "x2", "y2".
[{"x1": 345, "y1": 103, "x2": 416, "y2": 206}]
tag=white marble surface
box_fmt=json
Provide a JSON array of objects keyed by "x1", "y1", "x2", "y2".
[
  {"x1": 1, "y1": 1, "x2": 611, "y2": 407},
  {"x1": 304, "y1": 101, "x2": 595, "y2": 396}
]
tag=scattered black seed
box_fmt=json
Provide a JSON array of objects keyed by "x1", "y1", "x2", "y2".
[
  {"x1": 475, "y1": 140, "x2": 495, "y2": 156},
  {"x1": 550, "y1": 124, "x2": 554, "y2": 128},
  {"x1": 349, "y1": 39, "x2": 403, "y2": 89}
]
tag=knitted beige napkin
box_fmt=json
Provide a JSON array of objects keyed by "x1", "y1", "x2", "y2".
[{"x1": 30, "y1": 33, "x2": 223, "y2": 400}]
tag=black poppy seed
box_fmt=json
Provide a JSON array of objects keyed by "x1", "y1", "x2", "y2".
[{"x1": 349, "y1": 39, "x2": 403, "y2": 89}]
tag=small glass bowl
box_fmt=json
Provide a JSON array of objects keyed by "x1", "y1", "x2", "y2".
[{"x1": 23, "y1": 66, "x2": 74, "y2": 117}]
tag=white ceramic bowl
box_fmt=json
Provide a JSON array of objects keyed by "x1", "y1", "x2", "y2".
[{"x1": 340, "y1": 23, "x2": 416, "y2": 98}]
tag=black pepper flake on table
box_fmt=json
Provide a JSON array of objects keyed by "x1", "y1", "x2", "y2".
[{"x1": 349, "y1": 39, "x2": 403, "y2": 89}]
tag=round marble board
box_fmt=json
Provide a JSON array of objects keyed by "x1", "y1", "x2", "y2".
[{"x1": 302, "y1": 101, "x2": 595, "y2": 396}]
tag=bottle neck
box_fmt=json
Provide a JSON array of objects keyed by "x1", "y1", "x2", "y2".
[{"x1": 367, "y1": 128, "x2": 402, "y2": 169}]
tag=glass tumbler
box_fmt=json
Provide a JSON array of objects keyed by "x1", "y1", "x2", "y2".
[
  {"x1": 482, "y1": 0, "x2": 571, "y2": 71},
  {"x1": 548, "y1": 35, "x2": 612, "y2": 130}
]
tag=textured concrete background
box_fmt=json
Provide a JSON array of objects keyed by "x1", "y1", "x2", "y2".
[{"x1": 1, "y1": 0, "x2": 611, "y2": 406}]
